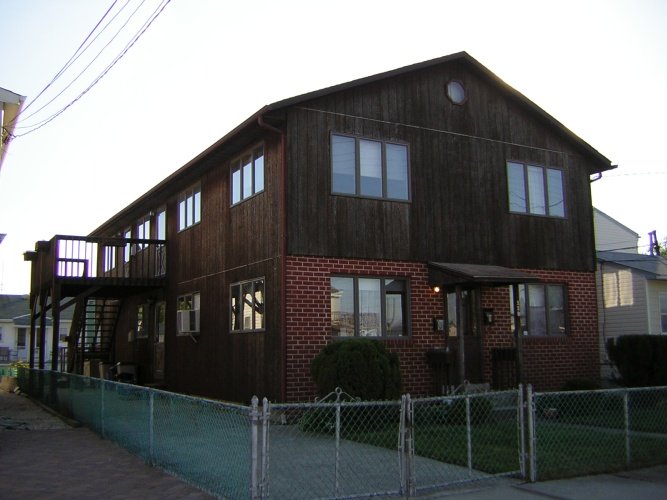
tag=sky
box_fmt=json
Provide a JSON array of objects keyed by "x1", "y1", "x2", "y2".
[{"x1": 0, "y1": 0, "x2": 666, "y2": 294}]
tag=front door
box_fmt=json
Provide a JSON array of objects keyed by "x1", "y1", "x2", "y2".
[
  {"x1": 153, "y1": 301, "x2": 166, "y2": 381},
  {"x1": 446, "y1": 288, "x2": 483, "y2": 384}
]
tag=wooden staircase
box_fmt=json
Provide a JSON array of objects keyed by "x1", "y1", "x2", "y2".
[{"x1": 68, "y1": 297, "x2": 121, "y2": 375}]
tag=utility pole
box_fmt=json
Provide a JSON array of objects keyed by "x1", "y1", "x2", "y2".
[{"x1": 648, "y1": 231, "x2": 660, "y2": 256}]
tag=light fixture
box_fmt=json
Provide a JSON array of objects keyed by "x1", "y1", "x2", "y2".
[{"x1": 433, "y1": 286, "x2": 441, "y2": 293}]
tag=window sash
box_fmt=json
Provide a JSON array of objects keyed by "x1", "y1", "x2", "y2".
[
  {"x1": 231, "y1": 146, "x2": 264, "y2": 205},
  {"x1": 507, "y1": 161, "x2": 564, "y2": 217},
  {"x1": 330, "y1": 276, "x2": 408, "y2": 337},
  {"x1": 231, "y1": 278, "x2": 265, "y2": 332},
  {"x1": 660, "y1": 294, "x2": 667, "y2": 334},
  {"x1": 178, "y1": 185, "x2": 201, "y2": 231},
  {"x1": 512, "y1": 283, "x2": 567, "y2": 336},
  {"x1": 331, "y1": 134, "x2": 409, "y2": 200}
]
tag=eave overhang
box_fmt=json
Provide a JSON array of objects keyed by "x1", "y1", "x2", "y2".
[{"x1": 428, "y1": 262, "x2": 540, "y2": 289}]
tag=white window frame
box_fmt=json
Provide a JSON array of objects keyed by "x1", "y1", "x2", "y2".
[
  {"x1": 178, "y1": 184, "x2": 202, "y2": 232},
  {"x1": 231, "y1": 145, "x2": 264, "y2": 206},
  {"x1": 177, "y1": 292, "x2": 201, "y2": 334},
  {"x1": 660, "y1": 293, "x2": 667, "y2": 334}
]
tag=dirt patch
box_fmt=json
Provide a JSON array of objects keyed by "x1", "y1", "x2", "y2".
[{"x1": 0, "y1": 390, "x2": 72, "y2": 431}]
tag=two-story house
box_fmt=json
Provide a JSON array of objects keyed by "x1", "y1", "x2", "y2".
[
  {"x1": 0, "y1": 294, "x2": 70, "y2": 367},
  {"x1": 25, "y1": 52, "x2": 614, "y2": 402}
]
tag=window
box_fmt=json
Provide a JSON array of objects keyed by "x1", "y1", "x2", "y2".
[
  {"x1": 177, "y1": 292, "x2": 200, "y2": 334},
  {"x1": 331, "y1": 276, "x2": 408, "y2": 337},
  {"x1": 660, "y1": 294, "x2": 667, "y2": 334},
  {"x1": 331, "y1": 134, "x2": 409, "y2": 200},
  {"x1": 136, "y1": 214, "x2": 151, "y2": 250},
  {"x1": 156, "y1": 301, "x2": 166, "y2": 343},
  {"x1": 510, "y1": 284, "x2": 567, "y2": 336},
  {"x1": 231, "y1": 279, "x2": 265, "y2": 332},
  {"x1": 178, "y1": 184, "x2": 201, "y2": 231},
  {"x1": 17, "y1": 328, "x2": 26, "y2": 349},
  {"x1": 231, "y1": 146, "x2": 264, "y2": 205},
  {"x1": 123, "y1": 227, "x2": 132, "y2": 264},
  {"x1": 155, "y1": 208, "x2": 167, "y2": 276},
  {"x1": 136, "y1": 304, "x2": 148, "y2": 339},
  {"x1": 507, "y1": 161, "x2": 565, "y2": 217}
]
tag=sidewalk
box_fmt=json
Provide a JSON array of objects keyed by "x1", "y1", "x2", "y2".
[{"x1": 0, "y1": 389, "x2": 213, "y2": 499}]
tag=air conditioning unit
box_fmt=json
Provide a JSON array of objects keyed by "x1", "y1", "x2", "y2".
[{"x1": 177, "y1": 309, "x2": 200, "y2": 334}]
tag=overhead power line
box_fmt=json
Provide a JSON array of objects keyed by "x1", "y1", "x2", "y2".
[{"x1": 8, "y1": 0, "x2": 172, "y2": 139}]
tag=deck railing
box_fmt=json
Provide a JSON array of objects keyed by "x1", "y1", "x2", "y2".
[{"x1": 29, "y1": 235, "x2": 167, "y2": 289}]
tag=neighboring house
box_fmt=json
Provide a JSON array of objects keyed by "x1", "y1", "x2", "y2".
[
  {"x1": 596, "y1": 250, "x2": 667, "y2": 379},
  {"x1": 0, "y1": 87, "x2": 26, "y2": 172},
  {"x1": 25, "y1": 52, "x2": 614, "y2": 403},
  {"x1": 593, "y1": 208, "x2": 640, "y2": 253},
  {"x1": 0, "y1": 294, "x2": 70, "y2": 367}
]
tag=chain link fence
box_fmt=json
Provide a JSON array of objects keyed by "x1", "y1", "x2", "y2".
[
  {"x1": 16, "y1": 368, "x2": 667, "y2": 498},
  {"x1": 528, "y1": 385, "x2": 667, "y2": 481}
]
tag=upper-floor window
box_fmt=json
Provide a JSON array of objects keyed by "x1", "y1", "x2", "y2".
[
  {"x1": 230, "y1": 278, "x2": 265, "y2": 332},
  {"x1": 136, "y1": 214, "x2": 151, "y2": 250},
  {"x1": 231, "y1": 145, "x2": 264, "y2": 205},
  {"x1": 178, "y1": 184, "x2": 201, "y2": 231},
  {"x1": 17, "y1": 328, "x2": 26, "y2": 349},
  {"x1": 510, "y1": 283, "x2": 567, "y2": 336},
  {"x1": 331, "y1": 276, "x2": 409, "y2": 337},
  {"x1": 331, "y1": 134, "x2": 409, "y2": 201},
  {"x1": 507, "y1": 161, "x2": 565, "y2": 217}
]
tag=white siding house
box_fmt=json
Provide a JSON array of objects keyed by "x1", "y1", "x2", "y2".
[
  {"x1": 596, "y1": 252, "x2": 667, "y2": 379},
  {"x1": 0, "y1": 295, "x2": 71, "y2": 367},
  {"x1": 593, "y1": 208, "x2": 640, "y2": 253}
]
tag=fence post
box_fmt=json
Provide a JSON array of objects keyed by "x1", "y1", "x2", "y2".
[
  {"x1": 623, "y1": 390, "x2": 631, "y2": 466},
  {"x1": 335, "y1": 390, "x2": 342, "y2": 498},
  {"x1": 400, "y1": 394, "x2": 416, "y2": 498},
  {"x1": 101, "y1": 379, "x2": 106, "y2": 439},
  {"x1": 250, "y1": 396, "x2": 260, "y2": 500},
  {"x1": 148, "y1": 389, "x2": 155, "y2": 465},
  {"x1": 517, "y1": 384, "x2": 526, "y2": 478},
  {"x1": 261, "y1": 397, "x2": 270, "y2": 499},
  {"x1": 465, "y1": 395, "x2": 473, "y2": 475},
  {"x1": 526, "y1": 384, "x2": 537, "y2": 482}
]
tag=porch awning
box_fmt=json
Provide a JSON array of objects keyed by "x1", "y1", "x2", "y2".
[{"x1": 428, "y1": 262, "x2": 540, "y2": 288}]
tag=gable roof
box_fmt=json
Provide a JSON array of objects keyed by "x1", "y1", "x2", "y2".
[
  {"x1": 91, "y1": 52, "x2": 613, "y2": 236},
  {"x1": 597, "y1": 251, "x2": 667, "y2": 280}
]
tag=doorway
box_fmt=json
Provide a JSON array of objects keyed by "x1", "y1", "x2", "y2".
[
  {"x1": 153, "y1": 301, "x2": 166, "y2": 382},
  {"x1": 445, "y1": 288, "x2": 483, "y2": 384}
]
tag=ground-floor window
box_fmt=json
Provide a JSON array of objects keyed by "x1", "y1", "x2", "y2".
[
  {"x1": 230, "y1": 278, "x2": 265, "y2": 332},
  {"x1": 177, "y1": 292, "x2": 200, "y2": 334},
  {"x1": 331, "y1": 276, "x2": 408, "y2": 337},
  {"x1": 660, "y1": 293, "x2": 667, "y2": 334},
  {"x1": 510, "y1": 283, "x2": 567, "y2": 336}
]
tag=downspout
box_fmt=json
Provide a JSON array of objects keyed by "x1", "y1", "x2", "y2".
[{"x1": 257, "y1": 114, "x2": 287, "y2": 402}]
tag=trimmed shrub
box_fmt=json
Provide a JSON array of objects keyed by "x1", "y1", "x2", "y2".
[
  {"x1": 607, "y1": 335, "x2": 667, "y2": 387},
  {"x1": 310, "y1": 338, "x2": 402, "y2": 400}
]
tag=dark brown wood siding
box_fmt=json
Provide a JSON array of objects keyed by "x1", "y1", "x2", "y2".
[
  {"x1": 149, "y1": 133, "x2": 284, "y2": 402},
  {"x1": 284, "y1": 61, "x2": 598, "y2": 271}
]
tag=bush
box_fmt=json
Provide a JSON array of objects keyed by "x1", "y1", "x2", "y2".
[
  {"x1": 607, "y1": 335, "x2": 667, "y2": 387},
  {"x1": 310, "y1": 338, "x2": 402, "y2": 400}
]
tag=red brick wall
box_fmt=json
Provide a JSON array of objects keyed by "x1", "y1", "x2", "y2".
[{"x1": 284, "y1": 256, "x2": 598, "y2": 401}]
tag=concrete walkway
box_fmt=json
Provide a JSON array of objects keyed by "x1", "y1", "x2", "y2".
[{"x1": 0, "y1": 389, "x2": 213, "y2": 499}]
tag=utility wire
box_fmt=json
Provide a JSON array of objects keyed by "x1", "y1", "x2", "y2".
[
  {"x1": 17, "y1": 0, "x2": 119, "y2": 118},
  {"x1": 16, "y1": 0, "x2": 146, "y2": 128},
  {"x1": 11, "y1": 0, "x2": 172, "y2": 138},
  {"x1": 16, "y1": 0, "x2": 136, "y2": 126}
]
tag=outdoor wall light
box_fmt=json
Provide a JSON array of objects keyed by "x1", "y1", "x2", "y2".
[
  {"x1": 483, "y1": 308, "x2": 494, "y2": 325},
  {"x1": 433, "y1": 285, "x2": 441, "y2": 293}
]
